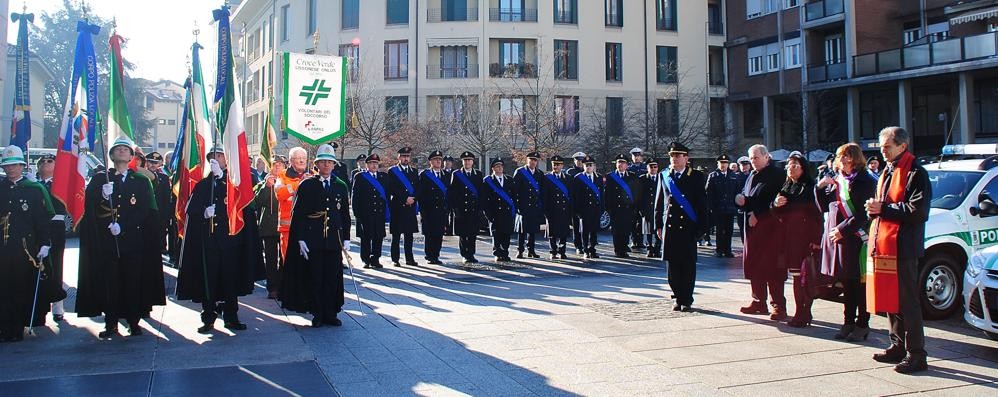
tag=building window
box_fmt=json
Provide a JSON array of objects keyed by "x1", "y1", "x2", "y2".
[
  {"x1": 605, "y1": 0, "x2": 622, "y2": 27},
  {"x1": 824, "y1": 34, "x2": 843, "y2": 64},
  {"x1": 605, "y1": 43, "x2": 622, "y2": 82},
  {"x1": 748, "y1": 42, "x2": 781, "y2": 75},
  {"x1": 784, "y1": 0, "x2": 799, "y2": 8},
  {"x1": 499, "y1": 96, "x2": 525, "y2": 126},
  {"x1": 158, "y1": 119, "x2": 167, "y2": 125},
  {"x1": 339, "y1": 44, "x2": 360, "y2": 82},
  {"x1": 554, "y1": 0, "x2": 577, "y2": 24},
  {"x1": 440, "y1": 46, "x2": 470, "y2": 78},
  {"x1": 386, "y1": 96, "x2": 408, "y2": 131},
  {"x1": 387, "y1": 0, "x2": 408, "y2": 24},
  {"x1": 496, "y1": 39, "x2": 529, "y2": 77},
  {"x1": 903, "y1": 27, "x2": 921, "y2": 45},
  {"x1": 342, "y1": 0, "x2": 359, "y2": 30},
  {"x1": 307, "y1": 0, "x2": 318, "y2": 35},
  {"x1": 555, "y1": 96, "x2": 579, "y2": 134},
  {"x1": 657, "y1": 99, "x2": 679, "y2": 137},
  {"x1": 784, "y1": 38, "x2": 801, "y2": 68},
  {"x1": 606, "y1": 97, "x2": 623, "y2": 135},
  {"x1": 441, "y1": 0, "x2": 474, "y2": 22},
  {"x1": 656, "y1": 0, "x2": 677, "y2": 31},
  {"x1": 860, "y1": 89, "x2": 899, "y2": 140},
  {"x1": 384, "y1": 41, "x2": 409, "y2": 80},
  {"x1": 496, "y1": 0, "x2": 526, "y2": 22},
  {"x1": 746, "y1": 0, "x2": 780, "y2": 19},
  {"x1": 767, "y1": 52, "x2": 780, "y2": 71},
  {"x1": 440, "y1": 96, "x2": 468, "y2": 131},
  {"x1": 656, "y1": 46, "x2": 677, "y2": 83},
  {"x1": 554, "y1": 40, "x2": 578, "y2": 80},
  {"x1": 281, "y1": 5, "x2": 290, "y2": 42}
]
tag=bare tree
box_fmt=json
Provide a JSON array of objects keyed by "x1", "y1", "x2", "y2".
[{"x1": 580, "y1": 96, "x2": 644, "y2": 166}]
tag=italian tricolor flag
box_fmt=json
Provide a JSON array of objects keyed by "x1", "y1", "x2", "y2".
[
  {"x1": 214, "y1": 6, "x2": 252, "y2": 236},
  {"x1": 175, "y1": 42, "x2": 213, "y2": 237},
  {"x1": 107, "y1": 32, "x2": 141, "y2": 167}
]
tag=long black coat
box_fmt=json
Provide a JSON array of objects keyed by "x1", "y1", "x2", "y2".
[
  {"x1": 386, "y1": 164, "x2": 419, "y2": 234},
  {"x1": 604, "y1": 170, "x2": 638, "y2": 229},
  {"x1": 0, "y1": 178, "x2": 59, "y2": 324},
  {"x1": 352, "y1": 171, "x2": 390, "y2": 238},
  {"x1": 816, "y1": 172, "x2": 876, "y2": 280},
  {"x1": 482, "y1": 175, "x2": 516, "y2": 235},
  {"x1": 176, "y1": 174, "x2": 265, "y2": 302},
  {"x1": 448, "y1": 168, "x2": 483, "y2": 236},
  {"x1": 417, "y1": 169, "x2": 449, "y2": 236},
  {"x1": 76, "y1": 170, "x2": 165, "y2": 317},
  {"x1": 542, "y1": 171, "x2": 573, "y2": 239},
  {"x1": 654, "y1": 168, "x2": 709, "y2": 261},
  {"x1": 512, "y1": 166, "x2": 544, "y2": 232},
  {"x1": 706, "y1": 169, "x2": 741, "y2": 215},
  {"x1": 572, "y1": 173, "x2": 604, "y2": 227},
  {"x1": 739, "y1": 163, "x2": 788, "y2": 280},
  {"x1": 151, "y1": 171, "x2": 173, "y2": 227},
  {"x1": 637, "y1": 173, "x2": 661, "y2": 221}
]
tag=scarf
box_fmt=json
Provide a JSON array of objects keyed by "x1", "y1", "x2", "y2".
[{"x1": 867, "y1": 151, "x2": 914, "y2": 314}]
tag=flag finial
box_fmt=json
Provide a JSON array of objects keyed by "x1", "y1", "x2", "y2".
[
  {"x1": 79, "y1": 0, "x2": 88, "y2": 21},
  {"x1": 312, "y1": 29, "x2": 320, "y2": 51},
  {"x1": 193, "y1": 20, "x2": 200, "y2": 41}
]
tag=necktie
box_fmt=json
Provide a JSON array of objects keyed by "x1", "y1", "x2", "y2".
[{"x1": 324, "y1": 179, "x2": 330, "y2": 192}]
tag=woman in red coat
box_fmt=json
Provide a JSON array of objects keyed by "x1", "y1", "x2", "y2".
[{"x1": 771, "y1": 153, "x2": 824, "y2": 324}]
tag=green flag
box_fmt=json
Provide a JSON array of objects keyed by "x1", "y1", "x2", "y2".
[{"x1": 107, "y1": 32, "x2": 135, "y2": 152}]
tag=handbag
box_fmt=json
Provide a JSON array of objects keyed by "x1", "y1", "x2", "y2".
[{"x1": 802, "y1": 249, "x2": 837, "y2": 299}]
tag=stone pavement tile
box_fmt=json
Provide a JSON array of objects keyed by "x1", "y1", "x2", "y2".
[
  {"x1": 150, "y1": 361, "x2": 336, "y2": 397},
  {"x1": 369, "y1": 369, "x2": 471, "y2": 393},
  {"x1": 611, "y1": 380, "x2": 726, "y2": 396},
  {"x1": 318, "y1": 362, "x2": 377, "y2": 384},
  {"x1": 861, "y1": 356, "x2": 998, "y2": 392},
  {"x1": 350, "y1": 345, "x2": 406, "y2": 369},
  {"x1": 499, "y1": 368, "x2": 577, "y2": 396},
  {"x1": 602, "y1": 323, "x2": 790, "y2": 351},
  {"x1": 392, "y1": 347, "x2": 458, "y2": 375},
  {"x1": 918, "y1": 382, "x2": 998, "y2": 396},
  {"x1": 332, "y1": 380, "x2": 402, "y2": 397},
  {"x1": 473, "y1": 349, "x2": 553, "y2": 372},
  {"x1": 721, "y1": 372, "x2": 913, "y2": 397},
  {"x1": 152, "y1": 327, "x2": 313, "y2": 371},
  {"x1": 460, "y1": 370, "x2": 539, "y2": 396},
  {"x1": 640, "y1": 333, "x2": 868, "y2": 369},
  {"x1": 931, "y1": 335, "x2": 998, "y2": 363},
  {"x1": 0, "y1": 370, "x2": 152, "y2": 397},
  {"x1": 412, "y1": 382, "x2": 483, "y2": 397}
]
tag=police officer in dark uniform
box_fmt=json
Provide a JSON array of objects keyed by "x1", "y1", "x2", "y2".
[
  {"x1": 637, "y1": 157, "x2": 663, "y2": 258},
  {"x1": 352, "y1": 154, "x2": 390, "y2": 268},
  {"x1": 513, "y1": 151, "x2": 544, "y2": 259},
  {"x1": 145, "y1": 152, "x2": 173, "y2": 260},
  {"x1": 442, "y1": 155, "x2": 456, "y2": 236},
  {"x1": 567, "y1": 152, "x2": 586, "y2": 255},
  {"x1": 483, "y1": 158, "x2": 516, "y2": 262},
  {"x1": 417, "y1": 151, "x2": 449, "y2": 265},
  {"x1": 706, "y1": 154, "x2": 740, "y2": 258},
  {"x1": 279, "y1": 144, "x2": 350, "y2": 327},
  {"x1": 572, "y1": 155, "x2": 603, "y2": 259},
  {"x1": 351, "y1": 154, "x2": 367, "y2": 186},
  {"x1": 328, "y1": 142, "x2": 350, "y2": 184},
  {"x1": 448, "y1": 152, "x2": 483, "y2": 264},
  {"x1": 254, "y1": 155, "x2": 286, "y2": 299},
  {"x1": 542, "y1": 155, "x2": 572, "y2": 260},
  {"x1": 387, "y1": 147, "x2": 419, "y2": 267},
  {"x1": 605, "y1": 154, "x2": 639, "y2": 258},
  {"x1": 654, "y1": 142, "x2": 709, "y2": 312},
  {"x1": 627, "y1": 148, "x2": 647, "y2": 252},
  {"x1": 36, "y1": 154, "x2": 68, "y2": 321}
]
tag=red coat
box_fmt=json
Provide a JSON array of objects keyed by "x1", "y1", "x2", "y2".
[{"x1": 744, "y1": 179, "x2": 822, "y2": 280}]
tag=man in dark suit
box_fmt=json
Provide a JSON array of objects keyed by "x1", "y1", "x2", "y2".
[
  {"x1": 706, "y1": 154, "x2": 740, "y2": 258},
  {"x1": 605, "y1": 154, "x2": 639, "y2": 258},
  {"x1": 145, "y1": 152, "x2": 173, "y2": 257},
  {"x1": 572, "y1": 156, "x2": 603, "y2": 259},
  {"x1": 543, "y1": 155, "x2": 573, "y2": 260},
  {"x1": 449, "y1": 152, "x2": 483, "y2": 264},
  {"x1": 352, "y1": 154, "x2": 390, "y2": 269},
  {"x1": 386, "y1": 147, "x2": 419, "y2": 267},
  {"x1": 417, "y1": 151, "x2": 449, "y2": 264},
  {"x1": 482, "y1": 159, "x2": 516, "y2": 262},
  {"x1": 637, "y1": 157, "x2": 663, "y2": 258},
  {"x1": 513, "y1": 151, "x2": 544, "y2": 258},
  {"x1": 655, "y1": 142, "x2": 709, "y2": 312},
  {"x1": 567, "y1": 152, "x2": 586, "y2": 254},
  {"x1": 442, "y1": 155, "x2": 456, "y2": 236}
]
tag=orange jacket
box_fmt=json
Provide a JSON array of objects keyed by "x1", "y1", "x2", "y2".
[{"x1": 275, "y1": 167, "x2": 308, "y2": 232}]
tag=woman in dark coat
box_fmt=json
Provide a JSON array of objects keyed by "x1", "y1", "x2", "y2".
[
  {"x1": 771, "y1": 153, "x2": 823, "y2": 326},
  {"x1": 815, "y1": 143, "x2": 876, "y2": 339}
]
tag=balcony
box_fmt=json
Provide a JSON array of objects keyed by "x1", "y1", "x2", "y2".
[
  {"x1": 805, "y1": 0, "x2": 844, "y2": 22},
  {"x1": 489, "y1": 63, "x2": 537, "y2": 78},
  {"x1": 656, "y1": 18, "x2": 677, "y2": 31},
  {"x1": 708, "y1": 19, "x2": 724, "y2": 35},
  {"x1": 489, "y1": 8, "x2": 537, "y2": 22},
  {"x1": 807, "y1": 61, "x2": 847, "y2": 83},
  {"x1": 426, "y1": 64, "x2": 480, "y2": 79},
  {"x1": 427, "y1": 8, "x2": 479, "y2": 22},
  {"x1": 853, "y1": 31, "x2": 997, "y2": 77},
  {"x1": 553, "y1": 10, "x2": 576, "y2": 24}
]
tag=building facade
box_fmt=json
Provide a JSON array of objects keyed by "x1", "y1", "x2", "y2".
[{"x1": 141, "y1": 79, "x2": 185, "y2": 154}]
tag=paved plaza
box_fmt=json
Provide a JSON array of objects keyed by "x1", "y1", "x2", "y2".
[{"x1": 0, "y1": 235, "x2": 995, "y2": 396}]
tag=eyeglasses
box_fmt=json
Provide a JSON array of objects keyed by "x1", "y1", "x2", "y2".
[{"x1": 40, "y1": 159, "x2": 54, "y2": 164}]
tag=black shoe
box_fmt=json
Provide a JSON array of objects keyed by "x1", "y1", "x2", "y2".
[
  {"x1": 128, "y1": 326, "x2": 143, "y2": 336},
  {"x1": 516, "y1": 252, "x2": 524, "y2": 259},
  {"x1": 894, "y1": 356, "x2": 928, "y2": 374},
  {"x1": 393, "y1": 261, "x2": 402, "y2": 267},
  {"x1": 559, "y1": 253, "x2": 568, "y2": 259},
  {"x1": 673, "y1": 304, "x2": 682, "y2": 311},
  {"x1": 197, "y1": 324, "x2": 214, "y2": 334},
  {"x1": 311, "y1": 317, "x2": 323, "y2": 328},
  {"x1": 724, "y1": 252, "x2": 736, "y2": 258},
  {"x1": 591, "y1": 252, "x2": 600, "y2": 259},
  {"x1": 528, "y1": 251, "x2": 540, "y2": 259},
  {"x1": 469, "y1": 258, "x2": 479, "y2": 264},
  {"x1": 98, "y1": 329, "x2": 119, "y2": 339},
  {"x1": 873, "y1": 346, "x2": 906, "y2": 364},
  {"x1": 224, "y1": 322, "x2": 248, "y2": 331},
  {"x1": 647, "y1": 251, "x2": 659, "y2": 258},
  {"x1": 550, "y1": 254, "x2": 558, "y2": 260},
  {"x1": 428, "y1": 259, "x2": 443, "y2": 265},
  {"x1": 52, "y1": 314, "x2": 64, "y2": 322},
  {"x1": 323, "y1": 317, "x2": 343, "y2": 327},
  {"x1": 615, "y1": 253, "x2": 630, "y2": 258},
  {"x1": 373, "y1": 262, "x2": 384, "y2": 269},
  {"x1": 576, "y1": 249, "x2": 584, "y2": 256},
  {"x1": 406, "y1": 261, "x2": 419, "y2": 267},
  {"x1": 681, "y1": 305, "x2": 694, "y2": 313},
  {"x1": 363, "y1": 263, "x2": 373, "y2": 269}
]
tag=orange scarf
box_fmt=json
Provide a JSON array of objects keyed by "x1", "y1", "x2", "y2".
[{"x1": 867, "y1": 151, "x2": 914, "y2": 314}]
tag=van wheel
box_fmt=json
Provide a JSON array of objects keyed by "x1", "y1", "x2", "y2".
[
  {"x1": 919, "y1": 253, "x2": 963, "y2": 320},
  {"x1": 600, "y1": 211, "x2": 611, "y2": 230}
]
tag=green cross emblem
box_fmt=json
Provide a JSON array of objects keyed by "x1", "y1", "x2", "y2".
[{"x1": 299, "y1": 79, "x2": 332, "y2": 106}]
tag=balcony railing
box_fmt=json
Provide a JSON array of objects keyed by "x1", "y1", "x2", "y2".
[
  {"x1": 657, "y1": 17, "x2": 677, "y2": 31},
  {"x1": 807, "y1": 61, "x2": 847, "y2": 83},
  {"x1": 554, "y1": 10, "x2": 576, "y2": 24},
  {"x1": 709, "y1": 71, "x2": 726, "y2": 86},
  {"x1": 426, "y1": 64, "x2": 479, "y2": 79},
  {"x1": 805, "y1": 0, "x2": 844, "y2": 22},
  {"x1": 489, "y1": 63, "x2": 537, "y2": 78},
  {"x1": 708, "y1": 19, "x2": 724, "y2": 35},
  {"x1": 384, "y1": 65, "x2": 408, "y2": 80},
  {"x1": 489, "y1": 8, "x2": 537, "y2": 22},
  {"x1": 427, "y1": 8, "x2": 479, "y2": 22},
  {"x1": 853, "y1": 31, "x2": 997, "y2": 77}
]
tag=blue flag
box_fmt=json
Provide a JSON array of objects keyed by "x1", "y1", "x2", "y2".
[
  {"x1": 9, "y1": 12, "x2": 33, "y2": 151},
  {"x1": 59, "y1": 21, "x2": 101, "y2": 152}
]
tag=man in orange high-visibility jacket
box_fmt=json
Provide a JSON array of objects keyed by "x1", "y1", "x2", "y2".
[{"x1": 276, "y1": 147, "x2": 310, "y2": 259}]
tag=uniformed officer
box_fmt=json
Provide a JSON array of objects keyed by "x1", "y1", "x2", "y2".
[
  {"x1": 387, "y1": 147, "x2": 419, "y2": 267},
  {"x1": 627, "y1": 148, "x2": 646, "y2": 251},
  {"x1": 76, "y1": 137, "x2": 167, "y2": 339},
  {"x1": 0, "y1": 146, "x2": 55, "y2": 342},
  {"x1": 542, "y1": 155, "x2": 573, "y2": 260},
  {"x1": 513, "y1": 151, "x2": 544, "y2": 259},
  {"x1": 417, "y1": 151, "x2": 448, "y2": 264},
  {"x1": 448, "y1": 152, "x2": 483, "y2": 264},
  {"x1": 567, "y1": 152, "x2": 586, "y2": 254},
  {"x1": 605, "y1": 154, "x2": 639, "y2": 258},
  {"x1": 654, "y1": 142, "x2": 709, "y2": 312},
  {"x1": 706, "y1": 154, "x2": 740, "y2": 258},
  {"x1": 254, "y1": 155, "x2": 287, "y2": 299},
  {"x1": 572, "y1": 156, "x2": 603, "y2": 259},
  {"x1": 442, "y1": 155, "x2": 456, "y2": 236},
  {"x1": 351, "y1": 154, "x2": 367, "y2": 186},
  {"x1": 279, "y1": 144, "x2": 350, "y2": 328},
  {"x1": 352, "y1": 154, "x2": 390, "y2": 268},
  {"x1": 328, "y1": 142, "x2": 350, "y2": 183},
  {"x1": 638, "y1": 157, "x2": 663, "y2": 258},
  {"x1": 145, "y1": 152, "x2": 172, "y2": 259},
  {"x1": 36, "y1": 154, "x2": 69, "y2": 321},
  {"x1": 482, "y1": 158, "x2": 516, "y2": 262}
]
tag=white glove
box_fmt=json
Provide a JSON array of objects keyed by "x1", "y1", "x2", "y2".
[
  {"x1": 37, "y1": 246, "x2": 50, "y2": 260},
  {"x1": 209, "y1": 159, "x2": 223, "y2": 178},
  {"x1": 204, "y1": 204, "x2": 216, "y2": 219},
  {"x1": 102, "y1": 183, "x2": 113, "y2": 200},
  {"x1": 298, "y1": 241, "x2": 310, "y2": 260},
  {"x1": 342, "y1": 240, "x2": 351, "y2": 252},
  {"x1": 108, "y1": 222, "x2": 121, "y2": 236}
]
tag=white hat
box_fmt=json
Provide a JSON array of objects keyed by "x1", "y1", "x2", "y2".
[
  {"x1": 314, "y1": 144, "x2": 336, "y2": 162},
  {"x1": 0, "y1": 145, "x2": 27, "y2": 166},
  {"x1": 109, "y1": 135, "x2": 136, "y2": 156},
  {"x1": 630, "y1": 147, "x2": 643, "y2": 155},
  {"x1": 572, "y1": 152, "x2": 586, "y2": 160},
  {"x1": 737, "y1": 156, "x2": 750, "y2": 163}
]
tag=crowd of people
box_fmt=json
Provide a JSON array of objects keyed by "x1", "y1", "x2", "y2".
[{"x1": 0, "y1": 126, "x2": 929, "y2": 373}]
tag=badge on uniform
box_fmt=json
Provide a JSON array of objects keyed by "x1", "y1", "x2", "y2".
[
  {"x1": 336, "y1": 202, "x2": 341, "y2": 210},
  {"x1": 22, "y1": 202, "x2": 29, "y2": 211},
  {"x1": 130, "y1": 195, "x2": 137, "y2": 205}
]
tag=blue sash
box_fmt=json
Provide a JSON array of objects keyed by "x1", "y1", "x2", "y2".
[
  {"x1": 424, "y1": 170, "x2": 447, "y2": 196},
  {"x1": 391, "y1": 166, "x2": 419, "y2": 213},
  {"x1": 517, "y1": 167, "x2": 543, "y2": 209},
  {"x1": 665, "y1": 171, "x2": 698, "y2": 223},
  {"x1": 608, "y1": 171, "x2": 634, "y2": 203},
  {"x1": 360, "y1": 172, "x2": 390, "y2": 222},
  {"x1": 454, "y1": 170, "x2": 479, "y2": 198},
  {"x1": 576, "y1": 173, "x2": 602, "y2": 203},
  {"x1": 546, "y1": 173, "x2": 570, "y2": 203},
  {"x1": 484, "y1": 176, "x2": 516, "y2": 218}
]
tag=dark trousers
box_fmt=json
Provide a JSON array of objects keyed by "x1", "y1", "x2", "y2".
[
  {"x1": 610, "y1": 212, "x2": 633, "y2": 254},
  {"x1": 713, "y1": 213, "x2": 735, "y2": 254},
  {"x1": 424, "y1": 233, "x2": 443, "y2": 261},
  {"x1": 262, "y1": 236, "x2": 281, "y2": 293},
  {"x1": 750, "y1": 277, "x2": 787, "y2": 310},
  {"x1": 492, "y1": 229, "x2": 511, "y2": 258},
  {"x1": 517, "y1": 231, "x2": 536, "y2": 253},
  {"x1": 631, "y1": 212, "x2": 645, "y2": 247},
  {"x1": 308, "y1": 249, "x2": 344, "y2": 321},
  {"x1": 843, "y1": 278, "x2": 870, "y2": 327},
  {"x1": 667, "y1": 245, "x2": 698, "y2": 306},
  {"x1": 360, "y1": 223, "x2": 385, "y2": 264},
  {"x1": 644, "y1": 229, "x2": 662, "y2": 254},
  {"x1": 459, "y1": 233, "x2": 477, "y2": 260},
  {"x1": 548, "y1": 237, "x2": 567, "y2": 255},
  {"x1": 0, "y1": 299, "x2": 27, "y2": 339},
  {"x1": 888, "y1": 258, "x2": 926, "y2": 358},
  {"x1": 580, "y1": 220, "x2": 599, "y2": 254},
  {"x1": 572, "y1": 216, "x2": 584, "y2": 252},
  {"x1": 390, "y1": 232, "x2": 415, "y2": 264},
  {"x1": 168, "y1": 219, "x2": 180, "y2": 262},
  {"x1": 201, "y1": 298, "x2": 239, "y2": 325}
]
